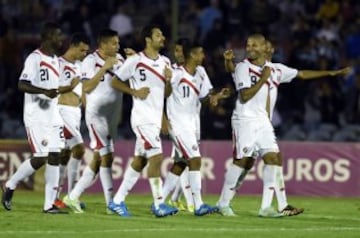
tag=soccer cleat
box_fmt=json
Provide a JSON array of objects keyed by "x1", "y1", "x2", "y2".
[
  {"x1": 43, "y1": 205, "x2": 69, "y2": 214},
  {"x1": 1, "y1": 185, "x2": 14, "y2": 211},
  {"x1": 218, "y1": 206, "x2": 236, "y2": 216},
  {"x1": 187, "y1": 204, "x2": 195, "y2": 213},
  {"x1": 168, "y1": 199, "x2": 186, "y2": 211},
  {"x1": 54, "y1": 199, "x2": 67, "y2": 209},
  {"x1": 194, "y1": 204, "x2": 219, "y2": 216},
  {"x1": 279, "y1": 205, "x2": 304, "y2": 216},
  {"x1": 151, "y1": 203, "x2": 178, "y2": 217},
  {"x1": 258, "y1": 206, "x2": 283, "y2": 218},
  {"x1": 108, "y1": 201, "x2": 131, "y2": 217},
  {"x1": 63, "y1": 195, "x2": 84, "y2": 213}
]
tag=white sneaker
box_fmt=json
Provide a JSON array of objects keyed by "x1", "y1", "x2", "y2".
[
  {"x1": 258, "y1": 207, "x2": 283, "y2": 218},
  {"x1": 63, "y1": 195, "x2": 84, "y2": 214},
  {"x1": 218, "y1": 206, "x2": 236, "y2": 216}
]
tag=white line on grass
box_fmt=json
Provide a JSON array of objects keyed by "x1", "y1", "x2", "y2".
[
  {"x1": 1, "y1": 227, "x2": 360, "y2": 234},
  {"x1": 304, "y1": 214, "x2": 360, "y2": 222}
]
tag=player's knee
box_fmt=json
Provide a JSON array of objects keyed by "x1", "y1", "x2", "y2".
[
  {"x1": 30, "y1": 156, "x2": 47, "y2": 170},
  {"x1": 89, "y1": 154, "x2": 101, "y2": 173},
  {"x1": 188, "y1": 157, "x2": 201, "y2": 170},
  {"x1": 276, "y1": 152, "x2": 283, "y2": 166},
  {"x1": 131, "y1": 156, "x2": 147, "y2": 171},
  {"x1": 100, "y1": 153, "x2": 113, "y2": 167},
  {"x1": 60, "y1": 149, "x2": 71, "y2": 165},
  {"x1": 48, "y1": 152, "x2": 60, "y2": 165},
  {"x1": 263, "y1": 152, "x2": 280, "y2": 165},
  {"x1": 170, "y1": 161, "x2": 187, "y2": 175},
  {"x1": 233, "y1": 157, "x2": 254, "y2": 170},
  {"x1": 147, "y1": 154, "x2": 162, "y2": 168},
  {"x1": 72, "y1": 144, "x2": 85, "y2": 159}
]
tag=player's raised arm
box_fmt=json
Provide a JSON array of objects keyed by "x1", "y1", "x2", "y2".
[
  {"x1": 209, "y1": 87, "x2": 232, "y2": 107},
  {"x1": 297, "y1": 67, "x2": 351, "y2": 80},
  {"x1": 224, "y1": 49, "x2": 235, "y2": 73}
]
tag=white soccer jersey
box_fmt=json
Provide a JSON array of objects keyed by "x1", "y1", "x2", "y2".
[
  {"x1": 114, "y1": 51, "x2": 172, "y2": 128},
  {"x1": 232, "y1": 59, "x2": 271, "y2": 120},
  {"x1": 19, "y1": 49, "x2": 60, "y2": 123},
  {"x1": 196, "y1": 65, "x2": 213, "y2": 113},
  {"x1": 81, "y1": 51, "x2": 125, "y2": 111},
  {"x1": 59, "y1": 57, "x2": 82, "y2": 97},
  {"x1": 167, "y1": 66, "x2": 211, "y2": 131},
  {"x1": 266, "y1": 62, "x2": 298, "y2": 119}
]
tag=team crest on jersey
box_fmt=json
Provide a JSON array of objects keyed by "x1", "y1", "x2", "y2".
[
  {"x1": 238, "y1": 82, "x2": 243, "y2": 87},
  {"x1": 22, "y1": 73, "x2": 28, "y2": 78},
  {"x1": 192, "y1": 145, "x2": 198, "y2": 151},
  {"x1": 51, "y1": 61, "x2": 56, "y2": 65},
  {"x1": 155, "y1": 136, "x2": 160, "y2": 142},
  {"x1": 41, "y1": 140, "x2": 48, "y2": 146},
  {"x1": 243, "y1": 147, "x2": 249, "y2": 153},
  {"x1": 152, "y1": 64, "x2": 159, "y2": 67}
]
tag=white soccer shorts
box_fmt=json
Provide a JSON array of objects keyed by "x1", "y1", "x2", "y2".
[{"x1": 232, "y1": 118, "x2": 279, "y2": 159}]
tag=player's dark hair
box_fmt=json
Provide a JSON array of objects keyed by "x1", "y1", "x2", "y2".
[
  {"x1": 140, "y1": 24, "x2": 160, "y2": 47},
  {"x1": 183, "y1": 41, "x2": 202, "y2": 60},
  {"x1": 40, "y1": 22, "x2": 61, "y2": 41},
  {"x1": 70, "y1": 32, "x2": 90, "y2": 46},
  {"x1": 97, "y1": 29, "x2": 118, "y2": 44}
]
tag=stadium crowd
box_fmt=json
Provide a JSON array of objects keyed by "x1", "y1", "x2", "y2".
[{"x1": 1, "y1": 0, "x2": 360, "y2": 141}]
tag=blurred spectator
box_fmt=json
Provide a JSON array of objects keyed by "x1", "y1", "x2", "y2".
[
  {"x1": 196, "y1": 0, "x2": 223, "y2": 42},
  {"x1": 109, "y1": 3, "x2": 134, "y2": 37}
]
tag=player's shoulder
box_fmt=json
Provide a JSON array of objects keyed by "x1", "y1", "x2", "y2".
[
  {"x1": 271, "y1": 62, "x2": 295, "y2": 71},
  {"x1": 234, "y1": 59, "x2": 249, "y2": 70},
  {"x1": 159, "y1": 54, "x2": 171, "y2": 65},
  {"x1": 25, "y1": 49, "x2": 42, "y2": 62},
  {"x1": 83, "y1": 52, "x2": 96, "y2": 62},
  {"x1": 196, "y1": 65, "x2": 206, "y2": 73},
  {"x1": 172, "y1": 66, "x2": 185, "y2": 77},
  {"x1": 116, "y1": 53, "x2": 125, "y2": 63},
  {"x1": 125, "y1": 52, "x2": 141, "y2": 63}
]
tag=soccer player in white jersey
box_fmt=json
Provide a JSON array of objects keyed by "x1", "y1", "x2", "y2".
[
  {"x1": 54, "y1": 33, "x2": 90, "y2": 209},
  {"x1": 109, "y1": 25, "x2": 178, "y2": 217},
  {"x1": 165, "y1": 38, "x2": 195, "y2": 212},
  {"x1": 1, "y1": 22, "x2": 67, "y2": 214},
  {"x1": 164, "y1": 38, "x2": 214, "y2": 213},
  {"x1": 217, "y1": 37, "x2": 351, "y2": 217},
  {"x1": 165, "y1": 41, "x2": 230, "y2": 216},
  {"x1": 63, "y1": 29, "x2": 149, "y2": 214}
]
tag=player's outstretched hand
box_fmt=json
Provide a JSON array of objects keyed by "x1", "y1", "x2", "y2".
[
  {"x1": 134, "y1": 87, "x2": 150, "y2": 100},
  {"x1": 331, "y1": 67, "x2": 352, "y2": 77}
]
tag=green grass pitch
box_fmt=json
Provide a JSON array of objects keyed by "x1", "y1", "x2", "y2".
[{"x1": 0, "y1": 191, "x2": 359, "y2": 238}]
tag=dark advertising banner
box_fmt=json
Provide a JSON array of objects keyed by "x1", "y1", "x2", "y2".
[{"x1": 1, "y1": 140, "x2": 359, "y2": 196}]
